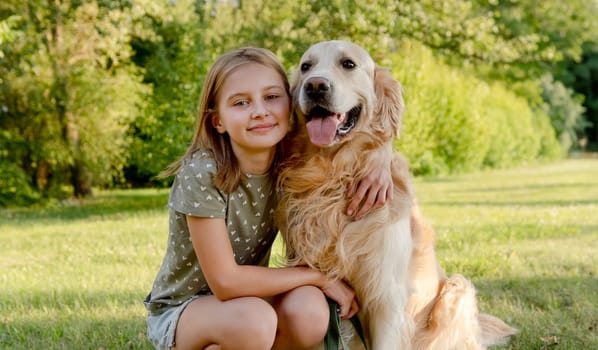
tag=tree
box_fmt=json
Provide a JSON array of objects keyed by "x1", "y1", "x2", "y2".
[
  {"x1": 556, "y1": 42, "x2": 598, "y2": 150},
  {"x1": 1, "y1": 0, "x2": 585, "y2": 203},
  {"x1": 392, "y1": 0, "x2": 597, "y2": 153},
  {"x1": 125, "y1": 0, "x2": 211, "y2": 186},
  {"x1": 387, "y1": 0, "x2": 598, "y2": 81},
  {"x1": 0, "y1": 0, "x2": 147, "y2": 200},
  {"x1": 540, "y1": 74, "x2": 587, "y2": 153}
]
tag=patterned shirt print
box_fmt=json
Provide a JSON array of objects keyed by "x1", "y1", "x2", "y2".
[{"x1": 144, "y1": 151, "x2": 279, "y2": 315}]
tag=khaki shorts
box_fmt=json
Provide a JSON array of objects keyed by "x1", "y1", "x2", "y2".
[{"x1": 146, "y1": 296, "x2": 201, "y2": 350}]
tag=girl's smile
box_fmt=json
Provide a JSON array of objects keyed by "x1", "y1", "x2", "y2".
[{"x1": 248, "y1": 122, "x2": 277, "y2": 132}]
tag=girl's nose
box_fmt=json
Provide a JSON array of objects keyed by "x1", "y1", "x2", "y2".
[{"x1": 251, "y1": 100, "x2": 269, "y2": 118}]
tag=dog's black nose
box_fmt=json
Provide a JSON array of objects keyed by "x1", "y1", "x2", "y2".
[{"x1": 305, "y1": 77, "x2": 331, "y2": 99}]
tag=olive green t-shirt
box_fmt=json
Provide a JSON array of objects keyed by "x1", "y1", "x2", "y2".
[{"x1": 144, "y1": 151, "x2": 279, "y2": 315}]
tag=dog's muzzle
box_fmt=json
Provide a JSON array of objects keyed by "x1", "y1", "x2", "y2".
[
  {"x1": 304, "y1": 104, "x2": 362, "y2": 147},
  {"x1": 300, "y1": 76, "x2": 362, "y2": 147}
]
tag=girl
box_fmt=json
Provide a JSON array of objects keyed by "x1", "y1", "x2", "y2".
[{"x1": 144, "y1": 47, "x2": 392, "y2": 350}]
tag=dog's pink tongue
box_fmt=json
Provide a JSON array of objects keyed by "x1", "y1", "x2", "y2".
[{"x1": 306, "y1": 116, "x2": 339, "y2": 146}]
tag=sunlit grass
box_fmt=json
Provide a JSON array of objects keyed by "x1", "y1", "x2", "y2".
[
  {"x1": 414, "y1": 160, "x2": 598, "y2": 349},
  {"x1": 1, "y1": 160, "x2": 596, "y2": 349},
  {"x1": 1, "y1": 189, "x2": 168, "y2": 350}
]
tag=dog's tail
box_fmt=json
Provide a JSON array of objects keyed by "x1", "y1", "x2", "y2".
[{"x1": 478, "y1": 313, "x2": 518, "y2": 347}]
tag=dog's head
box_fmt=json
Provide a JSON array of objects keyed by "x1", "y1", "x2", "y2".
[{"x1": 290, "y1": 40, "x2": 404, "y2": 147}]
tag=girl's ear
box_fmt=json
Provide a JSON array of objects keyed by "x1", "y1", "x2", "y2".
[{"x1": 211, "y1": 114, "x2": 226, "y2": 134}]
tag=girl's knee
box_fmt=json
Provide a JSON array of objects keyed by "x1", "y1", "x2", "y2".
[
  {"x1": 283, "y1": 297, "x2": 328, "y2": 329},
  {"x1": 232, "y1": 297, "x2": 278, "y2": 348},
  {"x1": 179, "y1": 296, "x2": 277, "y2": 350},
  {"x1": 277, "y1": 286, "x2": 329, "y2": 346}
]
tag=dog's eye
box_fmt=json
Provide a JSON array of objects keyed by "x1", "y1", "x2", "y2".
[
  {"x1": 341, "y1": 59, "x2": 356, "y2": 70},
  {"x1": 300, "y1": 62, "x2": 311, "y2": 72}
]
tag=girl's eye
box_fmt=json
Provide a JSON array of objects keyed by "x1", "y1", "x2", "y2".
[
  {"x1": 266, "y1": 94, "x2": 279, "y2": 100},
  {"x1": 233, "y1": 100, "x2": 249, "y2": 106}
]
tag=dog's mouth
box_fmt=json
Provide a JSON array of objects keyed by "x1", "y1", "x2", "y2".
[{"x1": 305, "y1": 105, "x2": 361, "y2": 146}]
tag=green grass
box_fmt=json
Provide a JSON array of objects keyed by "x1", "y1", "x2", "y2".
[
  {"x1": 415, "y1": 160, "x2": 598, "y2": 349},
  {"x1": 1, "y1": 159, "x2": 597, "y2": 349}
]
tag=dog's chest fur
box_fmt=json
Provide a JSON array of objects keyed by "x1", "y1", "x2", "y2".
[{"x1": 276, "y1": 132, "x2": 413, "y2": 280}]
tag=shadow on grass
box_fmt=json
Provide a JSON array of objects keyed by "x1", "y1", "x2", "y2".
[
  {"x1": 473, "y1": 276, "x2": 598, "y2": 350},
  {"x1": 2, "y1": 276, "x2": 596, "y2": 350},
  {"x1": 0, "y1": 188, "x2": 170, "y2": 223},
  {"x1": 0, "y1": 315, "x2": 153, "y2": 350},
  {"x1": 1, "y1": 289, "x2": 154, "y2": 350},
  {"x1": 451, "y1": 182, "x2": 597, "y2": 193},
  {"x1": 424, "y1": 198, "x2": 597, "y2": 207}
]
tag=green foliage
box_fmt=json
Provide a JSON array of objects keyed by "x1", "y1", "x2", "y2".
[
  {"x1": 533, "y1": 112, "x2": 562, "y2": 161},
  {"x1": 476, "y1": 0, "x2": 598, "y2": 79},
  {"x1": 0, "y1": 15, "x2": 20, "y2": 52},
  {"x1": 126, "y1": 0, "x2": 207, "y2": 185},
  {"x1": 400, "y1": 57, "x2": 490, "y2": 173},
  {"x1": 394, "y1": 1, "x2": 529, "y2": 64},
  {"x1": 0, "y1": 120, "x2": 37, "y2": 207},
  {"x1": 1, "y1": 0, "x2": 148, "y2": 201},
  {"x1": 0, "y1": 160, "x2": 39, "y2": 207},
  {"x1": 556, "y1": 42, "x2": 598, "y2": 150},
  {"x1": 480, "y1": 82, "x2": 542, "y2": 168},
  {"x1": 2, "y1": 0, "x2": 594, "y2": 203},
  {"x1": 540, "y1": 74, "x2": 588, "y2": 153},
  {"x1": 390, "y1": 0, "x2": 597, "y2": 81},
  {"x1": 393, "y1": 41, "x2": 559, "y2": 176}
]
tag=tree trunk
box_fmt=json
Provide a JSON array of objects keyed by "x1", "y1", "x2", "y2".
[
  {"x1": 66, "y1": 112, "x2": 93, "y2": 198},
  {"x1": 44, "y1": 0, "x2": 93, "y2": 198},
  {"x1": 35, "y1": 161, "x2": 50, "y2": 190},
  {"x1": 72, "y1": 160, "x2": 93, "y2": 198}
]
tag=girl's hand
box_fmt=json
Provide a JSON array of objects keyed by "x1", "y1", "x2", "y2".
[
  {"x1": 321, "y1": 278, "x2": 359, "y2": 320},
  {"x1": 346, "y1": 149, "x2": 393, "y2": 220}
]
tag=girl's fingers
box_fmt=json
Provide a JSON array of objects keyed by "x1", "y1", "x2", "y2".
[
  {"x1": 341, "y1": 299, "x2": 360, "y2": 320},
  {"x1": 346, "y1": 180, "x2": 366, "y2": 216}
]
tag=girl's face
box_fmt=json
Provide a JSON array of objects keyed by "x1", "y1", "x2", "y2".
[{"x1": 213, "y1": 63, "x2": 290, "y2": 156}]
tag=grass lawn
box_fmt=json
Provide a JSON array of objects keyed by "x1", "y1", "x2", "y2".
[{"x1": 1, "y1": 159, "x2": 597, "y2": 349}]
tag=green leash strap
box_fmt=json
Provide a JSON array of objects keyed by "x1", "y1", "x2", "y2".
[
  {"x1": 349, "y1": 311, "x2": 368, "y2": 350},
  {"x1": 324, "y1": 299, "x2": 369, "y2": 350}
]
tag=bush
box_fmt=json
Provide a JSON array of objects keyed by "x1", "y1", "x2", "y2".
[
  {"x1": 540, "y1": 74, "x2": 588, "y2": 154},
  {"x1": 393, "y1": 41, "x2": 490, "y2": 174},
  {"x1": 0, "y1": 160, "x2": 40, "y2": 207},
  {"x1": 480, "y1": 82, "x2": 541, "y2": 168},
  {"x1": 533, "y1": 109, "x2": 562, "y2": 160},
  {"x1": 390, "y1": 40, "x2": 560, "y2": 175}
]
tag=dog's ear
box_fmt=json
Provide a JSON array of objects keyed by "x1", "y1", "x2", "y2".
[{"x1": 373, "y1": 66, "x2": 404, "y2": 139}]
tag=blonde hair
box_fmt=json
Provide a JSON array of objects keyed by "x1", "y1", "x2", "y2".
[{"x1": 159, "y1": 47, "x2": 291, "y2": 193}]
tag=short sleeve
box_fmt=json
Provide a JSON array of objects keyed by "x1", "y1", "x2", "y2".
[{"x1": 169, "y1": 156, "x2": 226, "y2": 218}]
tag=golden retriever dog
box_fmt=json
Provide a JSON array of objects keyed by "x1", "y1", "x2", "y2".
[{"x1": 275, "y1": 40, "x2": 517, "y2": 349}]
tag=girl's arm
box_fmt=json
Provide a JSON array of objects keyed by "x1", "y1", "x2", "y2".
[
  {"x1": 187, "y1": 215, "x2": 359, "y2": 319},
  {"x1": 346, "y1": 145, "x2": 393, "y2": 220}
]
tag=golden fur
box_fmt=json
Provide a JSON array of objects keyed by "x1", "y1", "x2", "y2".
[{"x1": 276, "y1": 40, "x2": 517, "y2": 349}]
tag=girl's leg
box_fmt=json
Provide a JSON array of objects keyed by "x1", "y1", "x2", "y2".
[
  {"x1": 271, "y1": 285, "x2": 329, "y2": 350},
  {"x1": 173, "y1": 295, "x2": 277, "y2": 350}
]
